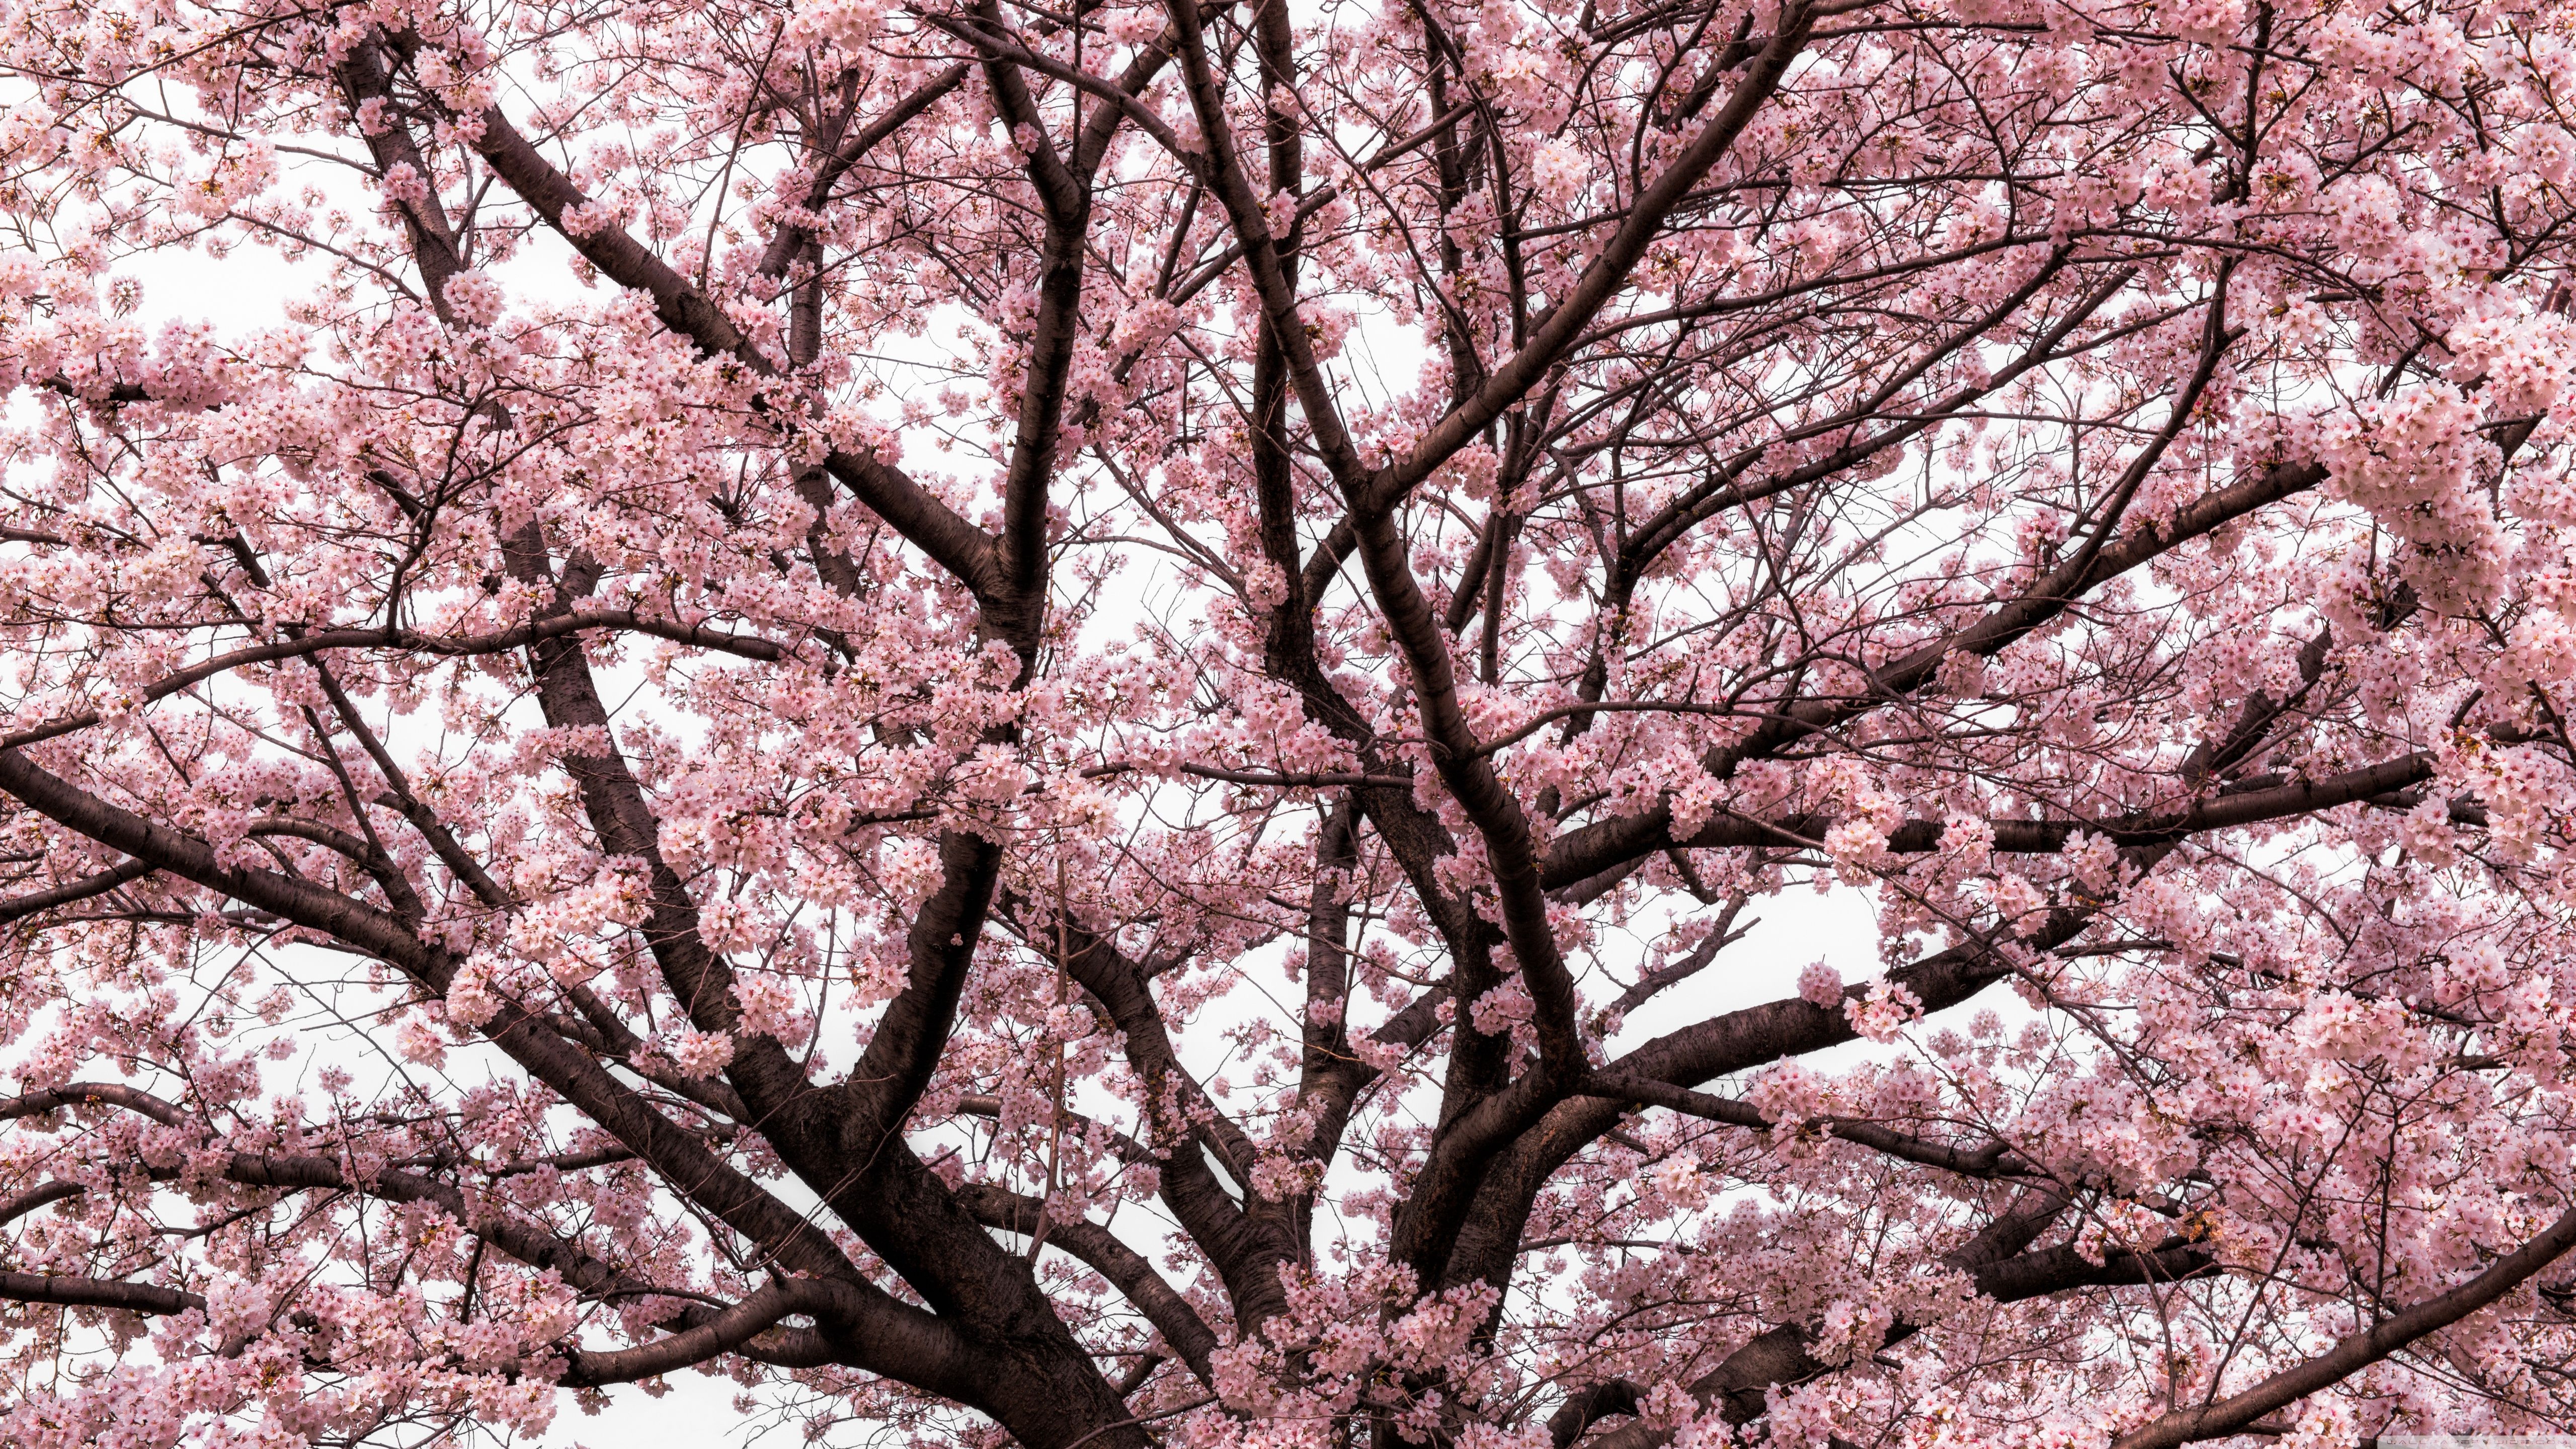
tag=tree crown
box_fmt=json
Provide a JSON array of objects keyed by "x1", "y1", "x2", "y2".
[{"x1": 5, "y1": 0, "x2": 2576, "y2": 1444}]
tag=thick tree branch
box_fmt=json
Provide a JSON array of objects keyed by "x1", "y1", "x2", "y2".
[{"x1": 0, "y1": 1270, "x2": 204, "y2": 1317}]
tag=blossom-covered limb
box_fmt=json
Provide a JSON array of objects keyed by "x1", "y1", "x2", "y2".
[
  {"x1": 1356, "y1": 0, "x2": 1819, "y2": 515},
  {"x1": 393, "y1": 36, "x2": 1001, "y2": 596},
  {"x1": 1583, "y1": 1222, "x2": 2218, "y2": 1446},
  {"x1": 2109, "y1": 1204, "x2": 2576, "y2": 1448},
  {"x1": 1546, "y1": 751, "x2": 2441, "y2": 889},
  {"x1": 0, "y1": 857, "x2": 155, "y2": 924},
  {"x1": 0, "y1": 750, "x2": 864, "y2": 1290},
  {"x1": 1578, "y1": 1072, "x2": 2033, "y2": 1180},
  {"x1": 0, "y1": 611, "x2": 791, "y2": 754}
]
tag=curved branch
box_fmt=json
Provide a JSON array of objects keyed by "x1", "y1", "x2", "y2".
[
  {"x1": 0, "y1": 1082, "x2": 189, "y2": 1128},
  {"x1": 0, "y1": 1182, "x2": 87, "y2": 1229},
  {"x1": 557, "y1": 1276, "x2": 882, "y2": 1388},
  {"x1": 952, "y1": 1182, "x2": 1221, "y2": 1384}
]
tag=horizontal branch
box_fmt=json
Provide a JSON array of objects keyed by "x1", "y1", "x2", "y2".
[
  {"x1": 1083, "y1": 761, "x2": 1415, "y2": 790},
  {"x1": 0, "y1": 1269, "x2": 204, "y2": 1317},
  {"x1": 3, "y1": 610, "x2": 790, "y2": 752},
  {"x1": 1579, "y1": 1073, "x2": 2030, "y2": 1179},
  {"x1": 1544, "y1": 750, "x2": 2431, "y2": 891}
]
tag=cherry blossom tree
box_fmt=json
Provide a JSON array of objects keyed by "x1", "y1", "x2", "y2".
[{"x1": 9, "y1": 0, "x2": 2576, "y2": 1442}]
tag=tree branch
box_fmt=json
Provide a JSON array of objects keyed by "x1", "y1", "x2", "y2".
[{"x1": 2110, "y1": 1204, "x2": 2576, "y2": 1449}]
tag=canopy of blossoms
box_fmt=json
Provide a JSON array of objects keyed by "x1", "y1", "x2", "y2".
[{"x1": 5, "y1": 0, "x2": 2576, "y2": 1444}]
